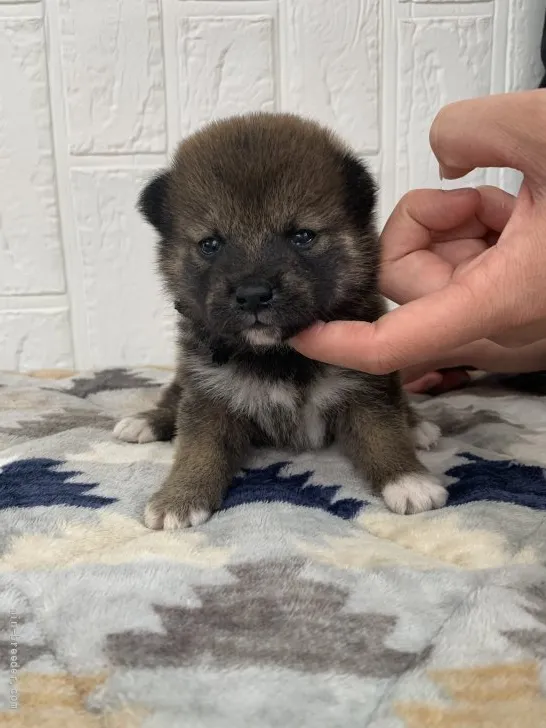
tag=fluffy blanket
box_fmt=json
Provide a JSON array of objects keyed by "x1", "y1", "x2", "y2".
[{"x1": 1, "y1": 367, "x2": 546, "y2": 727}]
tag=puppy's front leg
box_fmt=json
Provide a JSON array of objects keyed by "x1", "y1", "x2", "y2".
[
  {"x1": 339, "y1": 400, "x2": 448, "y2": 515},
  {"x1": 144, "y1": 396, "x2": 249, "y2": 530}
]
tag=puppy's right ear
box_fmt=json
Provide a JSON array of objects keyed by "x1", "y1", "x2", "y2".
[{"x1": 138, "y1": 172, "x2": 173, "y2": 238}]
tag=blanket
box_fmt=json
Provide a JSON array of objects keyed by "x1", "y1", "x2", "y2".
[{"x1": 1, "y1": 367, "x2": 546, "y2": 727}]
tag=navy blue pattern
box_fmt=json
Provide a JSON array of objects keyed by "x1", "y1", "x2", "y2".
[
  {"x1": 447, "y1": 452, "x2": 546, "y2": 509},
  {"x1": 5, "y1": 450, "x2": 545, "y2": 518},
  {"x1": 0, "y1": 458, "x2": 117, "y2": 510},
  {"x1": 222, "y1": 462, "x2": 366, "y2": 520}
]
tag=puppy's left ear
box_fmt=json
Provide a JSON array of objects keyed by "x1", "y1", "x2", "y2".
[
  {"x1": 138, "y1": 171, "x2": 173, "y2": 238},
  {"x1": 341, "y1": 153, "x2": 377, "y2": 228}
]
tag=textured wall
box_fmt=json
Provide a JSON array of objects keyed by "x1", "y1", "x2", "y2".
[{"x1": 0, "y1": 0, "x2": 544, "y2": 371}]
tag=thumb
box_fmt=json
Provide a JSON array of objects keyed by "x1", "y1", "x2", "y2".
[
  {"x1": 430, "y1": 91, "x2": 546, "y2": 189},
  {"x1": 291, "y1": 281, "x2": 499, "y2": 374}
]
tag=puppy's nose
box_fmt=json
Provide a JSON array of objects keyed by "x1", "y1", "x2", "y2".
[{"x1": 235, "y1": 280, "x2": 273, "y2": 312}]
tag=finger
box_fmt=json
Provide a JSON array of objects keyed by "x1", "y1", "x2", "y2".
[
  {"x1": 430, "y1": 238, "x2": 488, "y2": 269},
  {"x1": 475, "y1": 185, "x2": 516, "y2": 232},
  {"x1": 490, "y1": 318, "x2": 546, "y2": 348},
  {"x1": 421, "y1": 188, "x2": 514, "y2": 257},
  {"x1": 477, "y1": 337, "x2": 546, "y2": 371},
  {"x1": 400, "y1": 343, "x2": 487, "y2": 381},
  {"x1": 403, "y1": 372, "x2": 443, "y2": 393},
  {"x1": 396, "y1": 337, "x2": 546, "y2": 381},
  {"x1": 426, "y1": 337, "x2": 546, "y2": 373},
  {"x1": 431, "y1": 369, "x2": 472, "y2": 394},
  {"x1": 383, "y1": 185, "x2": 517, "y2": 304},
  {"x1": 430, "y1": 91, "x2": 546, "y2": 187},
  {"x1": 381, "y1": 250, "x2": 454, "y2": 303},
  {"x1": 292, "y1": 280, "x2": 498, "y2": 374},
  {"x1": 427, "y1": 187, "x2": 514, "y2": 244},
  {"x1": 381, "y1": 188, "x2": 480, "y2": 265},
  {"x1": 380, "y1": 188, "x2": 480, "y2": 301}
]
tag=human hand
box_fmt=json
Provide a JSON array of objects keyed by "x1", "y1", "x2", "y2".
[
  {"x1": 383, "y1": 183, "x2": 546, "y2": 392},
  {"x1": 292, "y1": 90, "x2": 546, "y2": 375},
  {"x1": 401, "y1": 337, "x2": 546, "y2": 393},
  {"x1": 379, "y1": 183, "x2": 515, "y2": 393}
]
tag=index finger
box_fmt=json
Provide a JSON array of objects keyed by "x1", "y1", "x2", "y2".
[{"x1": 292, "y1": 277, "x2": 502, "y2": 374}]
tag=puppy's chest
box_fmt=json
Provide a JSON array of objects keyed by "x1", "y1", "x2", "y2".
[{"x1": 194, "y1": 363, "x2": 358, "y2": 449}]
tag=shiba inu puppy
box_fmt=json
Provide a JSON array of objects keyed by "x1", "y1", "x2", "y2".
[{"x1": 114, "y1": 113, "x2": 445, "y2": 529}]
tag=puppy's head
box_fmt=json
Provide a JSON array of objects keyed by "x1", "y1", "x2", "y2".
[{"x1": 139, "y1": 113, "x2": 378, "y2": 351}]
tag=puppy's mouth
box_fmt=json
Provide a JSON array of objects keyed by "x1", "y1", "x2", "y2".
[
  {"x1": 241, "y1": 320, "x2": 283, "y2": 348},
  {"x1": 206, "y1": 301, "x2": 317, "y2": 350},
  {"x1": 239, "y1": 315, "x2": 317, "y2": 349}
]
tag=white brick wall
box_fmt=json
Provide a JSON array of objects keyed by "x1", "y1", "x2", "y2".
[{"x1": 0, "y1": 0, "x2": 543, "y2": 370}]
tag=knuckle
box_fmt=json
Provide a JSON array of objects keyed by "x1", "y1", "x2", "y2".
[{"x1": 369, "y1": 344, "x2": 402, "y2": 375}]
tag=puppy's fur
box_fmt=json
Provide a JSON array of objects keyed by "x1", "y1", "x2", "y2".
[{"x1": 114, "y1": 113, "x2": 446, "y2": 529}]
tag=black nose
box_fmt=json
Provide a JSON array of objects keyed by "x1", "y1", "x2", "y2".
[{"x1": 235, "y1": 280, "x2": 273, "y2": 312}]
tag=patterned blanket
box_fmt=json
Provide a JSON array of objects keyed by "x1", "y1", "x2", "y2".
[{"x1": 1, "y1": 367, "x2": 546, "y2": 727}]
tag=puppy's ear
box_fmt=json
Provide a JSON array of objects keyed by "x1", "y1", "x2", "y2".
[
  {"x1": 341, "y1": 153, "x2": 377, "y2": 228},
  {"x1": 138, "y1": 172, "x2": 173, "y2": 238}
]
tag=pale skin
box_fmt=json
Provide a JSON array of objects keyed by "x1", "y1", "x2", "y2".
[{"x1": 291, "y1": 90, "x2": 546, "y2": 389}]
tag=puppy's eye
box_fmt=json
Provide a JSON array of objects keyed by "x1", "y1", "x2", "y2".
[
  {"x1": 289, "y1": 229, "x2": 316, "y2": 250},
  {"x1": 199, "y1": 236, "x2": 223, "y2": 258}
]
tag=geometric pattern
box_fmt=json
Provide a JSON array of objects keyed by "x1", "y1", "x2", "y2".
[{"x1": 2, "y1": 367, "x2": 546, "y2": 726}]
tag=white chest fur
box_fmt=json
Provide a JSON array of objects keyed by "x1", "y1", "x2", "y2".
[
  {"x1": 187, "y1": 356, "x2": 360, "y2": 449},
  {"x1": 301, "y1": 373, "x2": 358, "y2": 448}
]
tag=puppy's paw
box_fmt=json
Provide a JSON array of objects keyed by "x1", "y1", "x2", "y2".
[
  {"x1": 382, "y1": 473, "x2": 448, "y2": 515},
  {"x1": 412, "y1": 420, "x2": 441, "y2": 450},
  {"x1": 113, "y1": 416, "x2": 157, "y2": 444},
  {"x1": 144, "y1": 489, "x2": 214, "y2": 530}
]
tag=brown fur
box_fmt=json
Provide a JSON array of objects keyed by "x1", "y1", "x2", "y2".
[{"x1": 114, "y1": 113, "x2": 445, "y2": 528}]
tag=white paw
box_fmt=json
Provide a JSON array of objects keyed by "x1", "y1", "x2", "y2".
[
  {"x1": 382, "y1": 473, "x2": 448, "y2": 515},
  {"x1": 412, "y1": 420, "x2": 441, "y2": 450},
  {"x1": 144, "y1": 501, "x2": 212, "y2": 530},
  {"x1": 113, "y1": 416, "x2": 157, "y2": 444}
]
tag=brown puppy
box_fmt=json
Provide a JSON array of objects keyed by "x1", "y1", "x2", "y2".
[{"x1": 114, "y1": 113, "x2": 446, "y2": 529}]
